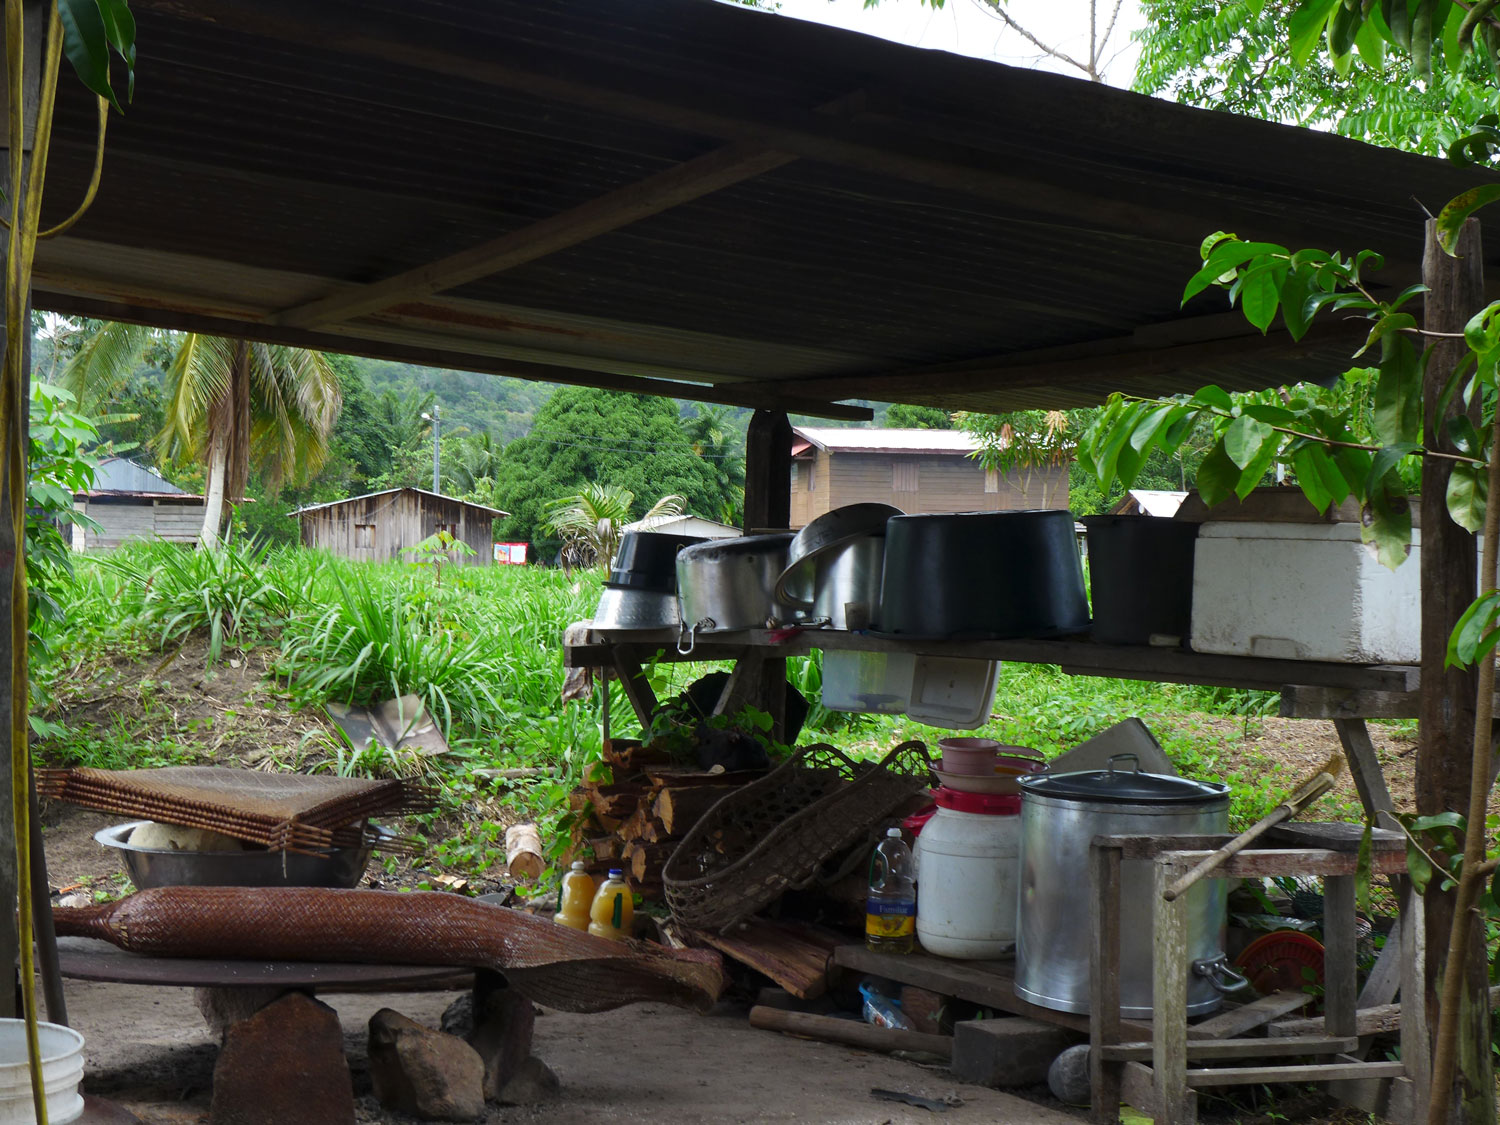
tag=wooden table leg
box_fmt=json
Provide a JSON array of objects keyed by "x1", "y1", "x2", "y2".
[
  {"x1": 1089, "y1": 842, "x2": 1123, "y2": 1124},
  {"x1": 1323, "y1": 874, "x2": 1357, "y2": 1039},
  {"x1": 610, "y1": 650, "x2": 660, "y2": 731},
  {"x1": 1153, "y1": 857, "x2": 1194, "y2": 1125}
]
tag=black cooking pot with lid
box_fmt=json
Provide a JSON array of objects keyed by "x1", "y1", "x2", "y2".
[
  {"x1": 608, "y1": 531, "x2": 707, "y2": 594},
  {"x1": 876, "y1": 510, "x2": 1090, "y2": 639}
]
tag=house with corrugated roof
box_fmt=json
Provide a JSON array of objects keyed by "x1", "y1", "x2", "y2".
[
  {"x1": 788, "y1": 427, "x2": 1068, "y2": 529},
  {"x1": 294, "y1": 488, "x2": 506, "y2": 565},
  {"x1": 71, "y1": 457, "x2": 207, "y2": 549}
]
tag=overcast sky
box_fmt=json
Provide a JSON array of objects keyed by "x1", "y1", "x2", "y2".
[{"x1": 769, "y1": 0, "x2": 1147, "y2": 87}]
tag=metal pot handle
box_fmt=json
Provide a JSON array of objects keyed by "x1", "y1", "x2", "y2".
[
  {"x1": 678, "y1": 617, "x2": 714, "y2": 656},
  {"x1": 1106, "y1": 753, "x2": 1141, "y2": 775},
  {"x1": 1192, "y1": 954, "x2": 1251, "y2": 995}
]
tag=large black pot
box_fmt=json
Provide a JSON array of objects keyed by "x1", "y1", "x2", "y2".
[
  {"x1": 1083, "y1": 516, "x2": 1198, "y2": 646},
  {"x1": 607, "y1": 531, "x2": 706, "y2": 594},
  {"x1": 877, "y1": 510, "x2": 1089, "y2": 640}
]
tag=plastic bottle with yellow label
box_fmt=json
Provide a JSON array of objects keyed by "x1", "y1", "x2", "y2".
[
  {"x1": 865, "y1": 828, "x2": 916, "y2": 953},
  {"x1": 553, "y1": 861, "x2": 595, "y2": 931},
  {"x1": 588, "y1": 868, "x2": 633, "y2": 941}
]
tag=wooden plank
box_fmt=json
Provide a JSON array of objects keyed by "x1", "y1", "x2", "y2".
[
  {"x1": 686, "y1": 919, "x2": 840, "y2": 999},
  {"x1": 1089, "y1": 842, "x2": 1124, "y2": 1125},
  {"x1": 1263, "y1": 822, "x2": 1403, "y2": 853},
  {"x1": 1332, "y1": 718, "x2": 1395, "y2": 818},
  {"x1": 609, "y1": 650, "x2": 660, "y2": 731},
  {"x1": 1153, "y1": 858, "x2": 1193, "y2": 1125},
  {"x1": 1120, "y1": 1062, "x2": 1169, "y2": 1119},
  {"x1": 1101, "y1": 1035, "x2": 1359, "y2": 1062},
  {"x1": 1184, "y1": 1060, "x2": 1406, "y2": 1088},
  {"x1": 279, "y1": 142, "x2": 795, "y2": 328},
  {"x1": 1323, "y1": 875, "x2": 1359, "y2": 1040},
  {"x1": 1280, "y1": 685, "x2": 1421, "y2": 720},
  {"x1": 831, "y1": 945, "x2": 1152, "y2": 1038},
  {"x1": 1160, "y1": 848, "x2": 1408, "y2": 879},
  {"x1": 569, "y1": 627, "x2": 1420, "y2": 695},
  {"x1": 1356, "y1": 922, "x2": 1403, "y2": 1011},
  {"x1": 1398, "y1": 878, "x2": 1430, "y2": 1112},
  {"x1": 747, "y1": 1005, "x2": 952, "y2": 1058},
  {"x1": 1188, "y1": 991, "x2": 1313, "y2": 1040},
  {"x1": 1326, "y1": 1074, "x2": 1416, "y2": 1122}
]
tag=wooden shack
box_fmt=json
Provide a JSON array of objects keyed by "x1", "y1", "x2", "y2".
[
  {"x1": 295, "y1": 488, "x2": 505, "y2": 565},
  {"x1": 72, "y1": 457, "x2": 207, "y2": 549},
  {"x1": 789, "y1": 427, "x2": 1067, "y2": 529}
]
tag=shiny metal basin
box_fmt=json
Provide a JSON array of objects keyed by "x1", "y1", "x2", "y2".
[{"x1": 94, "y1": 820, "x2": 378, "y2": 889}]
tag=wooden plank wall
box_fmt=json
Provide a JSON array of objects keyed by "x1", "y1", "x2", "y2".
[
  {"x1": 81, "y1": 498, "x2": 207, "y2": 548},
  {"x1": 300, "y1": 489, "x2": 494, "y2": 564},
  {"x1": 789, "y1": 452, "x2": 1070, "y2": 527}
]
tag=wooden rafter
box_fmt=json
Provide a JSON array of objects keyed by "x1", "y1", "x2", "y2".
[
  {"x1": 731, "y1": 318, "x2": 1371, "y2": 403},
  {"x1": 276, "y1": 141, "x2": 795, "y2": 329},
  {"x1": 36, "y1": 291, "x2": 874, "y2": 420}
]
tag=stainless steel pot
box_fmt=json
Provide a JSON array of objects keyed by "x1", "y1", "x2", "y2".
[
  {"x1": 776, "y1": 533, "x2": 885, "y2": 630},
  {"x1": 592, "y1": 586, "x2": 679, "y2": 632},
  {"x1": 676, "y1": 533, "x2": 794, "y2": 650},
  {"x1": 1015, "y1": 756, "x2": 1236, "y2": 1017}
]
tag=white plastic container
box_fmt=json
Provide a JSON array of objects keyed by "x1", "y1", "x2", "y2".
[
  {"x1": 1190, "y1": 521, "x2": 1421, "y2": 663},
  {"x1": 819, "y1": 649, "x2": 915, "y2": 714},
  {"x1": 913, "y1": 787, "x2": 1021, "y2": 959},
  {"x1": 906, "y1": 657, "x2": 999, "y2": 728},
  {"x1": 0, "y1": 1020, "x2": 85, "y2": 1125}
]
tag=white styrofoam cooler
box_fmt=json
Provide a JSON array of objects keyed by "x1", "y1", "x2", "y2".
[{"x1": 1189, "y1": 520, "x2": 1421, "y2": 663}]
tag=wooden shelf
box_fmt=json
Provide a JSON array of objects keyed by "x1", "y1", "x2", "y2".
[{"x1": 566, "y1": 624, "x2": 1419, "y2": 695}]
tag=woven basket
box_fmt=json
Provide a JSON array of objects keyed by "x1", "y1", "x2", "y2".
[{"x1": 663, "y1": 740, "x2": 932, "y2": 932}]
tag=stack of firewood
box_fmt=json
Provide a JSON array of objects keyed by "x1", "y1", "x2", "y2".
[{"x1": 567, "y1": 739, "x2": 762, "y2": 899}]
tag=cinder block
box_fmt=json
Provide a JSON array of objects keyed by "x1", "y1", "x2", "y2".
[{"x1": 951, "y1": 1017, "x2": 1083, "y2": 1088}]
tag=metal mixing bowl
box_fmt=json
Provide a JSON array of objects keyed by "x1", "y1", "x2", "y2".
[{"x1": 94, "y1": 821, "x2": 381, "y2": 889}]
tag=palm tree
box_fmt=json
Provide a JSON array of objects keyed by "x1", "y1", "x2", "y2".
[
  {"x1": 683, "y1": 406, "x2": 745, "y2": 525},
  {"x1": 446, "y1": 431, "x2": 503, "y2": 497},
  {"x1": 61, "y1": 323, "x2": 341, "y2": 547},
  {"x1": 542, "y1": 484, "x2": 683, "y2": 572}
]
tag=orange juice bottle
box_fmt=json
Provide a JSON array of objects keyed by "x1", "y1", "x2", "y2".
[
  {"x1": 554, "y1": 861, "x2": 595, "y2": 931},
  {"x1": 588, "y1": 869, "x2": 633, "y2": 941}
]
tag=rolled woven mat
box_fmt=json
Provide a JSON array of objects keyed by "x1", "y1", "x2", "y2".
[{"x1": 53, "y1": 886, "x2": 726, "y2": 1014}]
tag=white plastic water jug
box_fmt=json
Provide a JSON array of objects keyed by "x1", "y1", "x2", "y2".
[{"x1": 913, "y1": 787, "x2": 1021, "y2": 959}]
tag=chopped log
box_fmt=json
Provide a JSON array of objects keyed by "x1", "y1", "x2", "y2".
[
  {"x1": 504, "y1": 824, "x2": 545, "y2": 883},
  {"x1": 748, "y1": 1006, "x2": 952, "y2": 1059},
  {"x1": 643, "y1": 767, "x2": 764, "y2": 789},
  {"x1": 602, "y1": 739, "x2": 673, "y2": 772},
  {"x1": 617, "y1": 807, "x2": 668, "y2": 844},
  {"x1": 652, "y1": 785, "x2": 739, "y2": 834},
  {"x1": 684, "y1": 918, "x2": 844, "y2": 999},
  {"x1": 621, "y1": 840, "x2": 677, "y2": 884},
  {"x1": 583, "y1": 781, "x2": 653, "y2": 831}
]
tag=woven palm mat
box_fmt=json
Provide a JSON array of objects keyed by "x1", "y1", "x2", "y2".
[{"x1": 36, "y1": 766, "x2": 434, "y2": 852}]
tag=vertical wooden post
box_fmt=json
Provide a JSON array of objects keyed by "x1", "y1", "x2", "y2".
[
  {"x1": 1151, "y1": 857, "x2": 1192, "y2": 1125},
  {"x1": 1088, "y1": 841, "x2": 1123, "y2": 1125},
  {"x1": 742, "y1": 410, "x2": 792, "y2": 739},
  {"x1": 1419, "y1": 216, "x2": 1489, "y2": 1120},
  {"x1": 1323, "y1": 874, "x2": 1358, "y2": 1040}
]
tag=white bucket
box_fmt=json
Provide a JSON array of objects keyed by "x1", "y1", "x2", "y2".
[{"x1": 0, "y1": 1020, "x2": 85, "y2": 1125}]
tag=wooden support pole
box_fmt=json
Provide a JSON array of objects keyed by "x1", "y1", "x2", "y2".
[
  {"x1": 1152, "y1": 857, "x2": 1193, "y2": 1125},
  {"x1": 1089, "y1": 841, "x2": 1123, "y2": 1125},
  {"x1": 743, "y1": 410, "x2": 792, "y2": 739},
  {"x1": 1332, "y1": 718, "x2": 1395, "y2": 819},
  {"x1": 1419, "y1": 215, "x2": 1488, "y2": 1116}
]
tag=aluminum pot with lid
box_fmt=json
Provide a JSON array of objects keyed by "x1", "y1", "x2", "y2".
[
  {"x1": 1015, "y1": 754, "x2": 1237, "y2": 1018},
  {"x1": 676, "y1": 533, "x2": 794, "y2": 651}
]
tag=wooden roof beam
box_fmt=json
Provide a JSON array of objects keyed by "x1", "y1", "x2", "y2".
[
  {"x1": 39, "y1": 292, "x2": 874, "y2": 421},
  {"x1": 276, "y1": 141, "x2": 795, "y2": 329},
  {"x1": 742, "y1": 318, "x2": 1370, "y2": 403}
]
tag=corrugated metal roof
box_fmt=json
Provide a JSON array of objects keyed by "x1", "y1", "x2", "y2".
[
  {"x1": 793, "y1": 427, "x2": 979, "y2": 456},
  {"x1": 294, "y1": 487, "x2": 508, "y2": 518},
  {"x1": 91, "y1": 457, "x2": 187, "y2": 495},
  {"x1": 28, "y1": 0, "x2": 1498, "y2": 416}
]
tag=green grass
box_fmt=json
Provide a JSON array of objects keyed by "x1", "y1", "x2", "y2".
[{"x1": 35, "y1": 540, "x2": 1360, "y2": 875}]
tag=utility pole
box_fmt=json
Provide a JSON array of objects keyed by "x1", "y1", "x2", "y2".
[{"x1": 420, "y1": 404, "x2": 440, "y2": 493}]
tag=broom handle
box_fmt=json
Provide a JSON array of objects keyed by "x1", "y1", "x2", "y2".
[{"x1": 1162, "y1": 772, "x2": 1336, "y2": 902}]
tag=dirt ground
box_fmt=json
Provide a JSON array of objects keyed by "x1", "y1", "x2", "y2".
[{"x1": 64, "y1": 980, "x2": 1086, "y2": 1125}]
